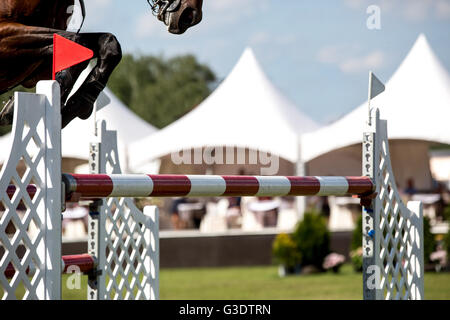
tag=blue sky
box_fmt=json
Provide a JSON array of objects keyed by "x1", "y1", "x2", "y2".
[{"x1": 73, "y1": 0, "x2": 450, "y2": 125}]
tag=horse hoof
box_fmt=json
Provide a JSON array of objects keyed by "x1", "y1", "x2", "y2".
[
  {"x1": 0, "y1": 98, "x2": 14, "y2": 126},
  {"x1": 77, "y1": 105, "x2": 94, "y2": 120},
  {"x1": 61, "y1": 99, "x2": 78, "y2": 128},
  {"x1": 61, "y1": 98, "x2": 94, "y2": 128},
  {"x1": 61, "y1": 116, "x2": 74, "y2": 129}
]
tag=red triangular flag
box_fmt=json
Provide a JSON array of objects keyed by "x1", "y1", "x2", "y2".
[{"x1": 53, "y1": 34, "x2": 94, "y2": 80}]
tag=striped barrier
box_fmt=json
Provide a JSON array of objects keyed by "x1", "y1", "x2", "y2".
[
  {"x1": 0, "y1": 79, "x2": 424, "y2": 300},
  {"x1": 6, "y1": 185, "x2": 37, "y2": 199},
  {"x1": 63, "y1": 174, "x2": 374, "y2": 199},
  {"x1": 4, "y1": 254, "x2": 96, "y2": 279}
]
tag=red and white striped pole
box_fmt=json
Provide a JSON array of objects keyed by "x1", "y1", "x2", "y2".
[
  {"x1": 4, "y1": 254, "x2": 96, "y2": 279},
  {"x1": 6, "y1": 185, "x2": 37, "y2": 199},
  {"x1": 63, "y1": 174, "x2": 374, "y2": 200}
]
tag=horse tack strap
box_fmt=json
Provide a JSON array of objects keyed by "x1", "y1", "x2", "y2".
[
  {"x1": 148, "y1": 0, "x2": 181, "y2": 15},
  {"x1": 166, "y1": 0, "x2": 181, "y2": 12},
  {"x1": 76, "y1": 0, "x2": 86, "y2": 33}
]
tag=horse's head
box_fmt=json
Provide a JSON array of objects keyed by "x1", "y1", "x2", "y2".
[{"x1": 149, "y1": 0, "x2": 203, "y2": 34}]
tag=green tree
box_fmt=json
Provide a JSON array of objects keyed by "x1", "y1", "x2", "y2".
[
  {"x1": 107, "y1": 54, "x2": 217, "y2": 128},
  {"x1": 351, "y1": 215, "x2": 363, "y2": 251},
  {"x1": 423, "y1": 216, "x2": 436, "y2": 264},
  {"x1": 0, "y1": 86, "x2": 33, "y2": 136},
  {"x1": 0, "y1": 123, "x2": 11, "y2": 136},
  {"x1": 350, "y1": 215, "x2": 363, "y2": 272},
  {"x1": 272, "y1": 233, "x2": 301, "y2": 269},
  {"x1": 292, "y1": 210, "x2": 330, "y2": 270}
]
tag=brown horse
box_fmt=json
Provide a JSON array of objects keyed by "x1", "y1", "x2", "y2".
[{"x1": 0, "y1": 0, "x2": 203, "y2": 128}]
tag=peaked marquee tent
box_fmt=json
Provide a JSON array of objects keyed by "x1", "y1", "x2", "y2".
[
  {"x1": 301, "y1": 34, "x2": 450, "y2": 190},
  {"x1": 129, "y1": 47, "x2": 319, "y2": 173}
]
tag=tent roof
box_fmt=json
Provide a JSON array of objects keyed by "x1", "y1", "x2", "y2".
[
  {"x1": 301, "y1": 34, "x2": 450, "y2": 162},
  {"x1": 129, "y1": 47, "x2": 319, "y2": 168}
]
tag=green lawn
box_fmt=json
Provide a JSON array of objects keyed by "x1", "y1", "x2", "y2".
[
  {"x1": 61, "y1": 264, "x2": 449, "y2": 300},
  {"x1": 5, "y1": 264, "x2": 450, "y2": 299}
]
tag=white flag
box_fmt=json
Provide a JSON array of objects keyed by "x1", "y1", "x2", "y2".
[
  {"x1": 369, "y1": 72, "x2": 385, "y2": 100},
  {"x1": 96, "y1": 91, "x2": 111, "y2": 111}
]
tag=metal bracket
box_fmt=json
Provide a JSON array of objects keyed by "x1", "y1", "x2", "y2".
[
  {"x1": 87, "y1": 142, "x2": 102, "y2": 300},
  {"x1": 362, "y1": 130, "x2": 376, "y2": 300}
]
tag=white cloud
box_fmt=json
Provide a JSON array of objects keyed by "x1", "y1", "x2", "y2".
[
  {"x1": 344, "y1": 0, "x2": 367, "y2": 10},
  {"x1": 249, "y1": 32, "x2": 296, "y2": 46},
  {"x1": 89, "y1": 0, "x2": 112, "y2": 10},
  {"x1": 436, "y1": 0, "x2": 450, "y2": 20},
  {"x1": 317, "y1": 44, "x2": 359, "y2": 64},
  {"x1": 207, "y1": 0, "x2": 267, "y2": 13},
  {"x1": 250, "y1": 32, "x2": 270, "y2": 45},
  {"x1": 202, "y1": 0, "x2": 270, "y2": 28},
  {"x1": 207, "y1": 0, "x2": 245, "y2": 11},
  {"x1": 317, "y1": 46, "x2": 343, "y2": 64},
  {"x1": 135, "y1": 13, "x2": 170, "y2": 39},
  {"x1": 339, "y1": 51, "x2": 384, "y2": 73},
  {"x1": 317, "y1": 45, "x2": 385, "y2": 74},
  {"x1": 402, "y1": 0, "x2": 433, "y2": 22}
]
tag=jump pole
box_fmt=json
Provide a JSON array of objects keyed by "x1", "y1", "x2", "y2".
[
  {"x1": 63, "y1": 174, "x2": 374, "y2": 200},
  {"x1": 4, "y1": 254, "x2": 96, "y2": 278}
]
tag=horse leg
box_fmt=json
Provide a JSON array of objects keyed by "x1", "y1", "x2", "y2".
[
  {"x1": 61, "y1": 33, "x2": 122, "y2": 128},
  {"x1": 0, "y1": 23, "x2": 122, "y2": 128},
  {"x1": 0, "y1": 23, "x2": 51, "y2": 124}
]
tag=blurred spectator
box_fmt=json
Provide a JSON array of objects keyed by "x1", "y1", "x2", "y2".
[
  {"x1": 323, "y1": 253, "x2": 346, "y2": 273},
  {"x1": 226, "y1": 197, "x2": 242, "y2": 228},
  {"x1": 430, "y1": 243, "x2": 448, "y2": 272},
  {"x1": 436, "y1": 182, "x2": 449, "y2": 221},
  {"x1": 320, "y1": 196, "x2": 330, "y2": 219},
  {"x1": 190, "y1": 201, "x2": 207, "y2": 229},
  {"x1": 248, "y1": 197, "x2": 279, "y2": 227},
  {"x1": 62, "y1": 203, "x2": 89, "y2": 238},
  {"x1": 404, "y1": 178, "x2": 417, "y2": 196},
  {"x1": 170, "y1": 197, "x2": 188, "y2": 230}
]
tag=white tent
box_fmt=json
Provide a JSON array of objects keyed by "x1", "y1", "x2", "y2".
[
  {"x1": 302, "y1": 34, "x2": 450, "y2": 190},
  {"x1": 129, "y1": 47, "x2": 319, "y2": 172}
]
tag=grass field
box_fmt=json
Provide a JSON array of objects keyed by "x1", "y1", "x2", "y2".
[{"x1": 56, "y1": 264, "x2": 450, "y2": 300}]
